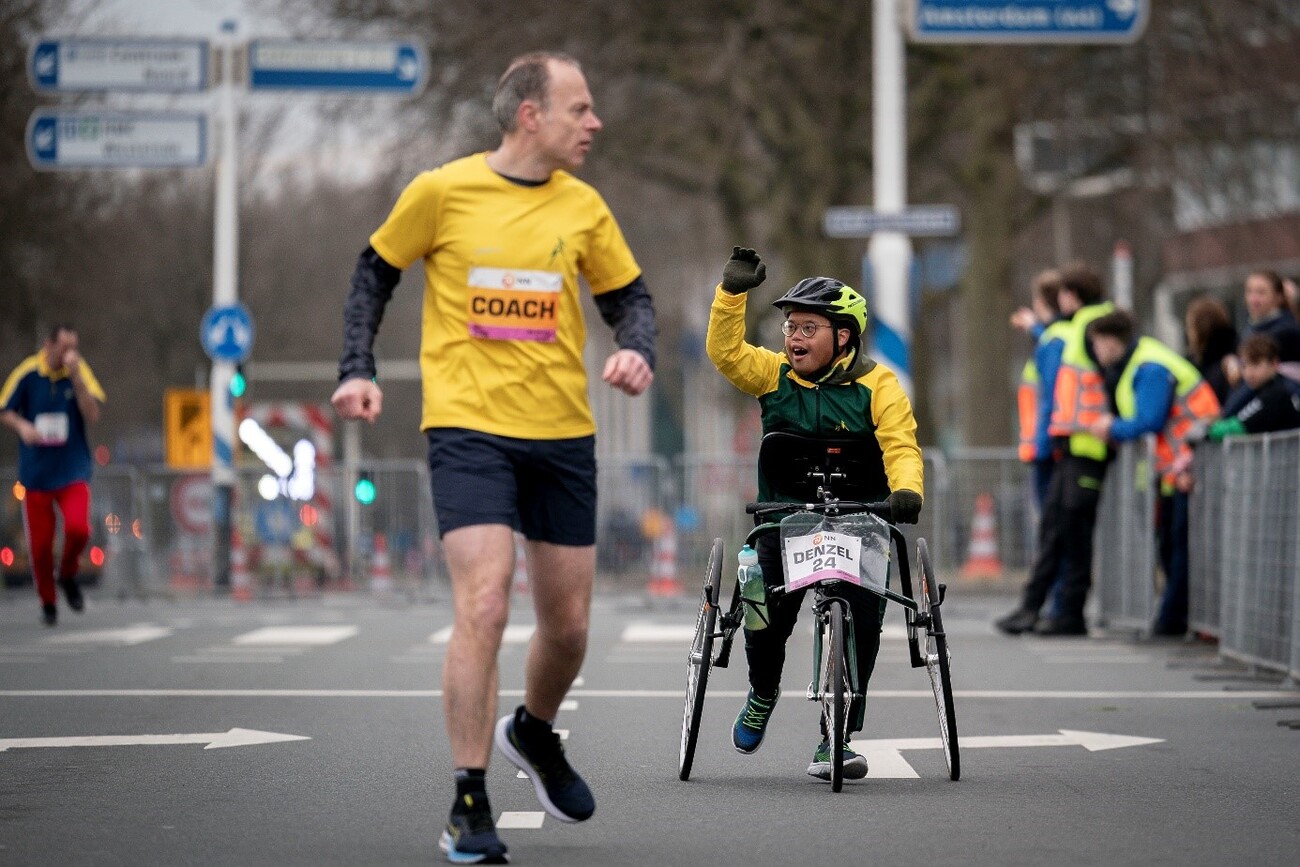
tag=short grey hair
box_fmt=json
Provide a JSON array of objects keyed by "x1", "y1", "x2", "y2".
[{"x1": 492, "y1": 51, "x2": 581, "y2": 133}]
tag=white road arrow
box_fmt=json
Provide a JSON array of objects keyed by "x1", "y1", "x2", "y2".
[
  {"x1": 853, "y1": 729, "x2": 1164, "y2": 778},
  {"x1": 0, "y1": 728, "x2": 310, "y2": 752}
]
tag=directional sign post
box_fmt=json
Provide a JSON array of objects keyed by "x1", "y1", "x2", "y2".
[
  {"x1": 909, "y1": 0, "x2": 1149, "y2": 44},
  {"x1": 824, "y1": 205, "x2": 962, "y2": 239},
  {"x1": 248, "y1": 39, "x2": 427, "y2": 93},
  {"x1": 29, "y1": 38, "x2": 208, "y2": 92},
  {"x1": 26, "y1": 110, "x2": 207, "y2": 170}
]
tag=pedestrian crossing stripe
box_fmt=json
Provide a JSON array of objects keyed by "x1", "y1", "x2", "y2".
[
  {"x1": 233, "y1": 626, "x2": 358, "y2": 645},
  {"x1": 428, "y1": 624, "x2": 535, "y2": 644},
  {"x1": 497, "y1": 812, "x2": 544, "y2": 829},
  {"x1": 46, "y1": 625, "x2": 174, "y2": 646}
]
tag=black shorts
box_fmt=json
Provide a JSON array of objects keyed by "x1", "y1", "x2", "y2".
[{"x1": 425, "y1": 428, "x2": 597, "y2": 545}]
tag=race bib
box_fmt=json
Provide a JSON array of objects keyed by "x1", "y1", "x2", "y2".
[
  {"x1": 782, "y1": 530, "x2": 863, "y2": 592},
  {"x1": 34, "y1": 412, "x2": 69, "y2": 446},
  {"x1": 466, "y1": 267, "x2": 562, "y2": 342}
]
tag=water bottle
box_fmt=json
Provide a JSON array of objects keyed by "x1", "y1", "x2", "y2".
[{"x1": 738, "y1": 545, "x2": 770, "y2": 631}]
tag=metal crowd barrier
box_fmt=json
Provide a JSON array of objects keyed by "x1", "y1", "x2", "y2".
[{"x1": 1093, "y1": 437, "x2": 1159, "y2": 632}]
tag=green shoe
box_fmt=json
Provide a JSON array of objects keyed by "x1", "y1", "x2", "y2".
[
  {"x1": 807, "y1": 739, "x2": 868, "y2": 781},
  {"x1": 732, "y1": 688, "x2": 779, "y2": 754}
]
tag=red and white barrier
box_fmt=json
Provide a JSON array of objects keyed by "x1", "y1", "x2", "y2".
[{"x1": 961, "y1": 492, "x2": 1004, "y2": 580}]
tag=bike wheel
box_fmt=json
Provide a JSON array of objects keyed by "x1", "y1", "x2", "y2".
[
  {"x1": 819, "y1": 601, "x2": 848, "y2": 792},
  {"x1": 917, "y1": 538, "x2": 960, "y2": 781},
  {"x1": 679, "y1": 537, "x2": 724, "y2": 781}
]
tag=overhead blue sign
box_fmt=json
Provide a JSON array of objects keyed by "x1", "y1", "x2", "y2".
[
  {"x1": 29, "y1": 38, "x2": 208, "y2": 92},
  {"x1": 26, "y1": 110, "x2": 207, "y2": 170},
  {"x1": 909, "y1": 0, "x2": 1148, "y2": 43},
  {"x1": 247, "y1": 39, "x2": 427, "y2": 93},
  {"x1": 201, "y1": 304, "x2": 255, "y2": 364}
]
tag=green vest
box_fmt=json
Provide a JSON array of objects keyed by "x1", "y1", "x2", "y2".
[{"x1": 1114, "y1": 337, "x2": 1203, "y2": 419}]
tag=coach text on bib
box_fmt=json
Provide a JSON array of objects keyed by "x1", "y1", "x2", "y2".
[{"x1": 466, "y1": 267, "x2": 562, "y2": 342}]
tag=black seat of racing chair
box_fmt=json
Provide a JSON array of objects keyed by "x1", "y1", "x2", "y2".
[{"x1": 756, "y1": 431, "x2": 888, "y2": 504}]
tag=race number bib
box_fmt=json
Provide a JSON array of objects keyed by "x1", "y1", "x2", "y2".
[
  {"x1": 782, "y1": 530, "x2": 863, "y2": 592},
  {"x1": 34, "y1": 412, "x2": 69, "y2": 446},
  {"x1": 466, "y1": 267, "x2": 562, "y2": 342}
]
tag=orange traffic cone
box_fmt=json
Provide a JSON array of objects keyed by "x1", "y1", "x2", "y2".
[
  {"x1": 231, "y1": 529, "x2": 254, "y2": 602},
  {"x1": 961, "y1": 493, "x2": 1003, "y2": 580},
  {"x1": 369, "y1": 532, "x2": 394, "y2": 594},
  {"x1": 647, "y1": 522, "x2": 683, "y2": 598}
]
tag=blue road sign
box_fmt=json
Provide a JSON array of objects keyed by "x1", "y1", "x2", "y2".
[
  {"x1": 26, "y1": 110, "x2": 207, "y2": 170},
  {"x1": 201, "y1": 304, "x2": 255, "y2": 364},
  {"x1": 909, "y1": 0, "x2": 1148, "y2": 43},
  {"x1": 256, "y1": 498, "x2": 297, "y2": 546},
  {"x1": 823, "y1": 205, "x2": 961, "y2": 239},
  {"x1": 247, "y1": 39, "x2": 427, "y2": 93},
  {"x1": 29, "y1": 38, "x2": 208, "y2": 93}
]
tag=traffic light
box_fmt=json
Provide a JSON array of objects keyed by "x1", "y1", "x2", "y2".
[
  {"x1": 354, "y1": 471, "x2": 376, "y2": 505},
  {"x1": 230, "y1": 364, "x2": 247, "y2": 398}
]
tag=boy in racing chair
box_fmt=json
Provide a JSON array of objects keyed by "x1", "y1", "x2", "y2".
[{"x1": 705, "y1": 247, "x2": 925, "y2": 781}]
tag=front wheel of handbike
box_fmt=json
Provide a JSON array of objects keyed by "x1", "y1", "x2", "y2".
[
  {"x1": 917, "y1": 537, "x2": 960, "y2": 781},
  {"x1": 819, "y1": 600, "x2": 848, "y2": 792},
  {"x1": 679, "y1": 537, "x2": 724, "y2": 781}
]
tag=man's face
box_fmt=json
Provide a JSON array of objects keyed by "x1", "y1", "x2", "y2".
[
  {"x1": 1244, "y1": 274, "x2": 1280, "y2": 322},
  {"x1": 783, "y1": 312, "x2": 848, "y2": 379},
  {"x1": 43, "y1": 329, "x2": 78, "y2": 370},
  {"x1": 1242, "y1": 356, "x2": 1278, "y2": 390},
  {"x1": 1089, "y1": 333, "x2": 1126, "y2": 368},
  {"x1": 534, "y1": 60, "x2": 602, "y2": 172}
]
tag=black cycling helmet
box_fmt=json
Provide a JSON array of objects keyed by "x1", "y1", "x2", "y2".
[{"x1": 772, "y1": 277, "x2": 869, "y2": 343}]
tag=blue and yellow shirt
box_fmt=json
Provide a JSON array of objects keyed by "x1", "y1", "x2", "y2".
[{"x1": 1, "y1": 353, "x2": 105, "y2": 490}]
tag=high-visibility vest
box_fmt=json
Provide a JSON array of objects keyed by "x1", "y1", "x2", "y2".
[
  {"x1": 1016, "y1": 320, "x2": 1071, "y2": 463},
  {"x1": 1048, "y1": 302, "x2": 1115, "y2": 460},
  {"x1": 1113, "y1": 337, "x2": 1221, "y2": 487}
]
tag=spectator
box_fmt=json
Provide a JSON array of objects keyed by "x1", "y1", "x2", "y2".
[
  {"x1": 0, "y1": 324, "x2": 105, "y2": 626},
  {"x1": 1084, "y1": 310, "x2": 1220, "y2": 638},
  {"x1": 1241, "y1": 270, "x2": 1300, "y2": 382},
  {"x1": 1012, "y1": 268, "x2": 1069, "y2": 506},
  {"x1": 996, "y1": 261, "x2": 1112, "y2": 637},
  {"x1": 1183, "y1": 295, "x2": 1239, "y2": 404},
  {"x1": 1205, "y1": 335, "x2": 1300, "y2": 441}
]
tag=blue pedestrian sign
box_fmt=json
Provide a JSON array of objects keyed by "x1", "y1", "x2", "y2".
[
  {"x1": 247, "y1": 39, "x2": 427, "y2": 93},
  {"x1": 909, "y1": 0, "x2": 1148, "y2": 43},
  {"x1": 256, "y1": 498, "x2": 297, "y2": 546},
  {"x1": 201, "y1": 304, "x2": 255, "y2": 363}
]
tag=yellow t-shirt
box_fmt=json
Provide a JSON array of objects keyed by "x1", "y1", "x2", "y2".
[{"x1": 370, "y1": 153, "x2": 641, "y2": 439}]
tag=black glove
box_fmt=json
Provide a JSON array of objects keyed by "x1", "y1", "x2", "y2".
[
  {"x1": 721, "y1": 246, "x2": 766, "y2": 294},
  {"x1": 888, "y1": 489, "x2": 923, "y2": 524}
]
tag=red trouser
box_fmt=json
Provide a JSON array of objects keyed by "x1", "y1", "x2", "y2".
[{"x1": 23, "y1": 481, "x2": 91, "y2": 605}]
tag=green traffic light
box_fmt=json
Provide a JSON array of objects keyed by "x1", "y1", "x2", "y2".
[
  {"x1": 354, "y1": 477, "x2": 376, "y2": 505},
  {"x1": 230, "y1": 369, "x2": 247, "y2": 398}
]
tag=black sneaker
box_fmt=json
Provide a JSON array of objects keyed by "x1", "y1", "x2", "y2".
[
  {"x1": 494, "y1": 707, "x2": 594, "y2": 823},
  {"x1": 994, "y1": 608, "x2": 1038, "y2": 635},
  {"x1": 439, "y1": 793, "x2": 509, "y2": 864},
  {"x1": 59, "y1": 578, "x2": 84, "y2": 612},
  {"x1": 41, "y1": 603, "x2": 57, "y2": 627}
]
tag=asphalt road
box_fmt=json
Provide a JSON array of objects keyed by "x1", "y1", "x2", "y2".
[{"x1": 1, "y1": 586, "x2": 1297, "y2": 866}]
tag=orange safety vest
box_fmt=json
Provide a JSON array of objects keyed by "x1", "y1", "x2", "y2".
[
  {"x1": 1048, "y1": 302, "x2": 1115, "y2": 461},
  {"x1": 1017, "y1": 320, "x2": 1072, "y2": 463},
  {"x1": 1113, "y1": 337, "x2": 1221, "y2": 488}
]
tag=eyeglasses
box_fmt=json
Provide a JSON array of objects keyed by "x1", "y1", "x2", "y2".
[{"x1": 781, "y1": 320, "x2": 834, "y2": 338}]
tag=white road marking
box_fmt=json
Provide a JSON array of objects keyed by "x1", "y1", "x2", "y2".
[
  {"x1": 1041, "y1": 655, "x2": 1151, "y2": 664},
  {"x1": 429, "y1": 624, "x2": 535, "y2": 644},
  {"x1": 496, "y1": 812, "x2": 545, "y2": 829},
  {"x1": 46, "y1": 625, "x2": 173, "y2": 646},
  {"x1": 233, "y1": 626, "x2": 357, "y2": 646},
  {"x1": 620, "y1": 623, "x2": 696, "y2": 643},
  {"x1": 0, "y1": 727, "x2": 310, "y2": 752},
  {"x1": 854, "y1": 729, "x2": 1165, "y2": 779},
  {"x1": 572, "y1": 676, "x2": 585, "y2": 687},
  {"x1": 171, "y1": 656, "x2": 286, "y2": 664},
  {"x1": 1, "y1": 688, "x2": 1292, "y2": 699}
]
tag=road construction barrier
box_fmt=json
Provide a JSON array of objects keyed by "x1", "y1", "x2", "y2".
[
  {"x1": 646, "y1": 521, "x2": 682, "y2": 598},
  {"x1": 369, "y1": 532, "x2": 394, "y2": 595},
  {"x1": 230, "y1": 528, "x2": 254, "y2": 602},
  {"x1": 960, "y1": 492, "x2": 1003, "y2": 580}
]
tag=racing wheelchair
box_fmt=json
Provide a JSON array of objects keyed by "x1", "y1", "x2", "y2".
[{"x1": 678, "y1": 431, "x2": 959, "y2": 791}]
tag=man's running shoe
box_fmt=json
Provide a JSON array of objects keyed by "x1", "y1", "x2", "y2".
[
  {"x1": 59, "y1": 578, "x2": 84, "y2": 612},
  {"x1": 494, "y1": 707, "x2": 594, "y2": 823},
  {"x1": 41, "y1": 603, "x2": 57, "y2": 627},
  {"x1": 807, "y1": 739, "x2": 869, "y2": 781},
  {"x1": 439, "y1": 793, "x2": 509, "y2": 864},
  {"x1": 731, "y1": 688, "x2": 779, "y2": 754}
]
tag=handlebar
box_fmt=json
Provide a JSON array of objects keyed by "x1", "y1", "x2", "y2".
[{"x1": 745, "y1": 499, "x2": 892, "y2": 520}]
